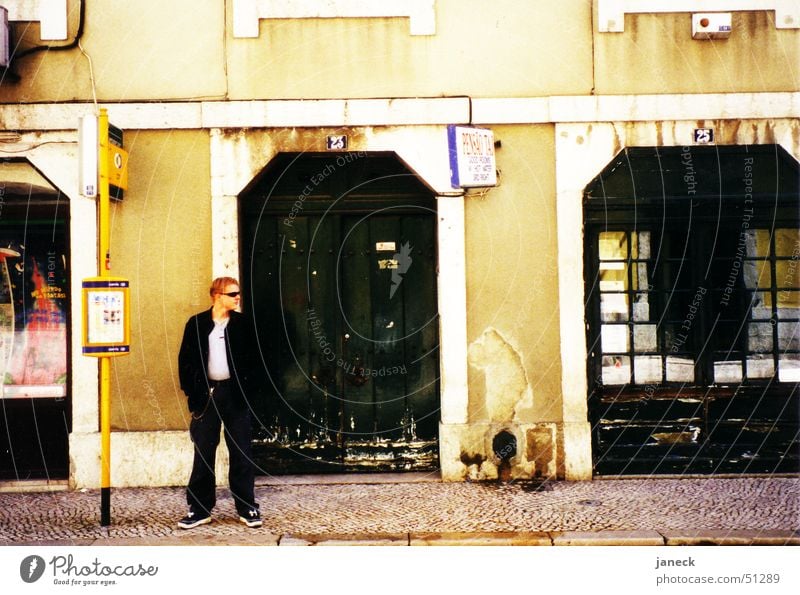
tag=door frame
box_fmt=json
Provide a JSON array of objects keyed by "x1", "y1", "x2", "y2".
[{"x1": 210, "y1": 131, "x2": 469, "y2": 478}]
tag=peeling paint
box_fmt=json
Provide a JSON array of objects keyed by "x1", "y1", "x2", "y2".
[
  {"x1": 526, "y1": 427, "x2": 556, "y2": 478},
  {"x1": 468, "y1": 328, "x2": 533, "y2": 423},
  {"x1": 651, "y1": 428, "x2": 701, "y2": 445}
]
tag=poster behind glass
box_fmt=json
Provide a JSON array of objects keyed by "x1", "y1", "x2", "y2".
[{"x1": 0, "y1": 217, "x2": 68, "y2": 398}]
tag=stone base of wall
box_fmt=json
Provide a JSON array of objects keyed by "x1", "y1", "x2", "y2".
[
  {"x1": 69, "y1": 431, "x2": 229, "y2": 489},
  {"x1": 69, "y1": 421, "x2": 593, "y2": 488},
  {"x1": 439, "y1": 422, "x2": 571, "y2": 482}
]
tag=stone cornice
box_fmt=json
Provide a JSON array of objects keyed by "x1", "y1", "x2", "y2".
[{"x1": 0, "y1": 92, "x2": 797, "y2": 131}]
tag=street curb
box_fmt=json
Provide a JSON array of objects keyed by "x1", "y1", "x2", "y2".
[
  {"x1": 279, "y1": 533, "x2": 408, "y2": 546},
  {"x1": 662, "y1": 530, "x2": 800, "y2": 546},
  {"x1": 552, "y1": 531, "x2": 665, "y2": 546},
  {"x1": 2, "y1": 530, "x2": 799, "y2": 546},
  {"x1": 409, "y1": 532, "x2": 552, "y2": 546}
]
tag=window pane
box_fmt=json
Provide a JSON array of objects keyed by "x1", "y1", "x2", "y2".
[
  {"x1": 776, "y1": 261, "x2": 799, "y2": 289},
  {"x1": 633, "y1": 324, "x2": 657, "y2": 352},
  {"x1": 777, "y1": 290, "x2": 799, "y2": 315},
  {"x1": 599, "y1": 231, "x2": 627, "y2": 260},
  {"x1": 600, "y1": 293, "x2": 628, "y2": 322},
  {"x1": 632, "y1": 262, "x2": 649, "y2": 292},
  {"x1": 778, "y1": 355, "x2": 800, "y2": 382},
  {"x1": 666, "y1": 356, "x2": 694, "y2": 382},
  {"x1": 747, "y1": 229, "x2": 771, "y2": 258},
  {"x1": 746, "y1": 355, "x2": 775, "y2": 379},
  {"x1": 663, "y1": 322, "x2": 691, "y2": 353},
  {"x1": 714, "y1": 361, "x2": 743, "y2": 383},
  {"x1": 742, "y1": 259, "x2": 771, "y2": 290},
  {"x1": 632, "y1": 292, "x2": 651, "y2": 321},
  {"x1": 777, "y1": 322, "x2": 799, "y2": 350},
  {"x1": 634, "y1": 355, "x2": 661, "y2": 384},
  {"x1": 748, "y1": 291, "x2": 772, "y2": 319},
  {"x1": 775, "y1": 229, "x2": 800, "y2": 258},
  {"x1": 602, "y1": 355, "x2": 630, "y2": 385},
  {"x1": 748, "y1": 322, "x2": 773, "y2": 352},
  {"x1": 633, "y1": 231, "x2": 651, "y2": 260},
  {"x1": 601, "y1": 324, "x2": 629, "y2": 353}
]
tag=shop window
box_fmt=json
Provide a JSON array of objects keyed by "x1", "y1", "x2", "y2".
[
  {"x1": 594, "y1": 226, "x2": 799, "y2": 387},
  {"x1": 586, "y1": 145, "x2": 799, "y2": 391},
  {"x1": 0, "y1": 161, "x2": 69, "y2": 399},
  {"x1": 584, "y1": 145, "x2": 799, "y2": 475}
]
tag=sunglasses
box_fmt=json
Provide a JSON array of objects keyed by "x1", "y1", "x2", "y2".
[{"x1": 220, "y1": 291, "x2": 241, "y2": 298}]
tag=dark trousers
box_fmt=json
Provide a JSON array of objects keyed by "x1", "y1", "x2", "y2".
[{"x1": 186, "y1": 381, "x2": 257, "y2": 516}]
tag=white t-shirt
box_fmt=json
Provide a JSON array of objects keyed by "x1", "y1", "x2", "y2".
[{"x1": 207, "y1": 318, "x2": 231, "y2": 381}]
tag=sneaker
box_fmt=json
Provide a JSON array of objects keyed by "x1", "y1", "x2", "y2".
[
  {"x1": 177, "y1": 510, "x2": 211, "y2": 529},
  {"x1": 239, "y1": 508, "x2": 262, "y2": 528}
]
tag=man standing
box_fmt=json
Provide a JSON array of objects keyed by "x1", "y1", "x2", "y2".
[{"x1": 177, "y1": 277, "x2": 261, "y2": 529}]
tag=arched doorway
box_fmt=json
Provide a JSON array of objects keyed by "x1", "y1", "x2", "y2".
[
  {"x1": 584, "y1": 145, "x2": 799, "y2": 474},
  {"x1": 240, "y1": 152, "x2": 440, "y2": 474}
]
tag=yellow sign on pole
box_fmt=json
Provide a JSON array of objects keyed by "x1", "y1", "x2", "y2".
[
  {"x1": 81, "y1": 277, "x2": 131, "y2": 356},
  {"x1": 108, "y1": 144, "x2": 128, "y2": 191}
]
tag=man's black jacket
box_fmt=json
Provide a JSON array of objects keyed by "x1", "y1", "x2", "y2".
[{"x1": 178, "y1": 308, "x2": 257, "y2": 413}]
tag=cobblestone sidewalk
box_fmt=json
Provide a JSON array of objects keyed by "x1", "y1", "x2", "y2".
[{"x1": 1, "y1": 476, "x2": 798, "y2": 545}]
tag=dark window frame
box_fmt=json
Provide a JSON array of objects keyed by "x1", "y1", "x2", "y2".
[{"x1": 584, "y1": 145, "x2": 799, "y2": 397}]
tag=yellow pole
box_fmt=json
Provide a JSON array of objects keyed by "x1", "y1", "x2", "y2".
[
  {"x1": 99, "y1": 109, "x2": 110, "y2": 275},
  {"x1": 98, "y1": 108, "x2": 112, "y2": 526}
]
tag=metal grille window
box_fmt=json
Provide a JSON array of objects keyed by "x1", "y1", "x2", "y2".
[
  {"x1": 596, "y1": 228, "x2": 800, "y2": 387},
  {"x1": 584, "y1": 145, "x2": 800, "y2": 474}
]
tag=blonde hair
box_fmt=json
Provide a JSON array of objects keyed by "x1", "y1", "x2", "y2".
[{"x1": 209, "y1": 276, "x2": 239, "y2": 297}]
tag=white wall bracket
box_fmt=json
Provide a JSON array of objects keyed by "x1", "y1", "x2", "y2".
[
  {"x1": 232, "y1": 0, "x2": 436, "y2": 38},
  {"x1": 598, "y1": 0, "x2": 799, "y2": 32},
  {"x1": 5, "y1": 0, "x2": 67, "y2": 41}
]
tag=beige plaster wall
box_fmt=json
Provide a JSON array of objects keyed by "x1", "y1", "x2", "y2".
[
  {"x1": 464, "y1": 124, "x2": 561, "y2": 428},
  {"x1": 108, "y1": 130, "x2": 212, "y2": 431},
  {"x1": 5, "y1": 2, "x2": 797, "y2": 102},
  {"x1": 594, "y1": 12, "x2": 800, "y2": 95},
  {"x1": 4, "y1": 0, "x2": 593, "y2": 102},
  {"x1": 225, "y1": 0, "x2": 594, "y2": 99},
  {"x1": 4, "y1": 0, "x2": 226, "y2": 102}
]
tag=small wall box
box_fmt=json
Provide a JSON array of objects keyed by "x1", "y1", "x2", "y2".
[
  {"x1": 82, "y1": 277, "x2": 131, "y2": 357},
  {"x1": 692, "y1": 13, "x2": 732, "y2": 39}
]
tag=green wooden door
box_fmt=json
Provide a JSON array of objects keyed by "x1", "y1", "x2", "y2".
[{"x1": 241, "y1": 154, "x2": 439, "y2": 474}]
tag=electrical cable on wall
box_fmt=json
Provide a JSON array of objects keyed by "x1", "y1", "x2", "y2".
[
  {"x1": 78, "y1": 39, "x2": 98, "y2": 113},
  {"x1": 0, "y1": 141, "x2": 76, "y2": 154}
]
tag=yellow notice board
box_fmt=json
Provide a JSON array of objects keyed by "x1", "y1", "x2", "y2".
[{"x1": 82, "y1": 277, "x2": 130, "y2": 356}]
